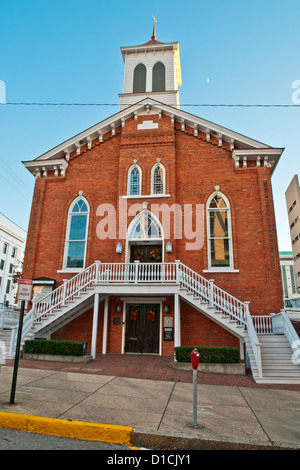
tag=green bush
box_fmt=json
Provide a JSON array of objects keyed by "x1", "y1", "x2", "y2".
[
  {"x1": 24, "y1": 339, "x2": 88, "y2": 357},
  {"x1": 174, "y1": 346, "x2": 240, "y2": 364}
]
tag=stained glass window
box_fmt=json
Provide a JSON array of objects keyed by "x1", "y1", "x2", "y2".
[
  {"x1": 64, "y1": 197, "x2": 89, "y2": 268},
  {"x1": 207, "y1": 193, "x2": 232, "y2": 268},
  {"x1": 128, "y1": 165, "x2": 141, "y2": 196},
  {"x1": 152, "y1": 164, "x2": 164, "y2": 194},
  {"x1": 129, "y1": 210, "x2": 162, "y2": 239}
]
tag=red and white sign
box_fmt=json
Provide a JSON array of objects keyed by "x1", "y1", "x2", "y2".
[{"x1": 18, "y1": 279, "x2": 33, "y2": 301}]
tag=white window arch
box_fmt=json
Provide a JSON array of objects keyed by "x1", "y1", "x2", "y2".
[
  {"x1": 133, "y1": 63, "x2": 146, "y2": 93},
  {"x1": 63, "y1": 196, "x2": 89, "y2": 269},
  {"x1": 207, "y1": 191, "x2": 233, "y2": 269},
  {"x1": 152, "y1": 62, "x2": 166, "y2": 91},
  {"x1": 128, "y1": 164, "x2": 142, "y2": 196},
  {"x1": 151, "y1": 163, "x2": 165, "y2": 195},
  {"x1": 128, "y1": 209, "x2": 163, "y2": 240}
]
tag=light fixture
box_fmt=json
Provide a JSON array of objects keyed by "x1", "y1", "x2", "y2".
[
  {"x1": 116, "y1": 304, "x2": 122, "y2": 313},
  {"x1": 166, "y1": 241, "x2": 172, "y2": 253},
  {"x1": 164, "y1": 304, "x2": 170, "y2": 313},
  {"x1": 116, "y1": 242, "x2": 122, "y2": 254}
]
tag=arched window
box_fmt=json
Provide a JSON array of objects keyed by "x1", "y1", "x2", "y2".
[
  {"x1": 152, "y1": 62, "x2": 165, "y2": 92},
  {"x1": 64, "y1": 197, "x2": 89, "y2": 269},
  {"x1": 207, "y1": 192, "x2": 233, "y2": 269},
  {"x1": 128, "y1": 210, "x2": 162, "y2": 240},
  {"x1": 128, "y1": 164, "x2": 141, "y2": 196},
  {"x1": 133, "y1": 63, "x2": 146, "y2": 93},
  {"x1": 151, "y1": 163, "x2": 165, "y2": 195}
]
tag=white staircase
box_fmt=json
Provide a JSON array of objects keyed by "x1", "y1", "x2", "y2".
[
  {"x1": 245, "y1": 333, "x2": 300, "y2": 384},
  {"x1": 3, "y1": 261, "x2": 300, "y2": 383}
]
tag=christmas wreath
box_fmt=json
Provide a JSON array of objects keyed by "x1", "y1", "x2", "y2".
[
  {"x1": 134, "y1": 248, "x2": 144, "y2": 260},
  {"x1": 130, "y1": 307, "x2": 139, "y2": 321},
  {"x1": 149, "y1": 248, "x2": 161, "y2": 261},
  {"x1": 147, "y1": 309, "x2": 156, "y2": 322}
]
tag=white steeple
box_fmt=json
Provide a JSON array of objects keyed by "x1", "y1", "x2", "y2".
[{"x1": 119, "y1": 22, "x2": 182, "y2": 110}]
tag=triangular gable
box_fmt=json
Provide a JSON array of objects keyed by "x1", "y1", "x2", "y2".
[{"x1": 22, "y1": 97, "x2": 284, "y2": 177}]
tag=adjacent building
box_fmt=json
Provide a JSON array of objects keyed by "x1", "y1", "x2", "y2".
[
  {"x1": 285, "y1": 174, "x2": 300, "y2": 293},
  {"x1": 0, "y1": 213, "x2": 26, "y2": 308},
  {"x1": 279, "y1": 251, "x2": 297, "y2": 299}
]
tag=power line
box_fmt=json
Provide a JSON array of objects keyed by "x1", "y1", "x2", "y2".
[
  {"x1": 1, "y1": 102, "x2": 299, "y2": 108},
  {"x1": 0, "y1": 157, "x2": 32, "y2": 196}
]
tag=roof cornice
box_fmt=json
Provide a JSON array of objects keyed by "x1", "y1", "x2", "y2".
[{"x1": 22, "y1": 98, "x2": 284, "y2": 176}]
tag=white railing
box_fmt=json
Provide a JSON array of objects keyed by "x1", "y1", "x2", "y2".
[
  {"x1": 271, "y1": 311, "x2": 300, "y2": 364},
  {"x1": 9, "y1": 260, "x2": 253, "y2": 356},
  {"x1": 179, "y1": 263, "x2": 247, "y2": 326},
  {"x1": 0, "y1": 308, "x2": 19, "y2": 329},
  {"x1": 245, "y1": 307, "x2": 262, "y2": 378},
  {"x1": 252, "y1": 315, "x2": 273, "y2": 334}
]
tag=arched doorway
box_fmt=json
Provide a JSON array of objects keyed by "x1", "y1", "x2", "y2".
[{"x1": 126, "y1": 209, "x2": 163, "y2": 264}]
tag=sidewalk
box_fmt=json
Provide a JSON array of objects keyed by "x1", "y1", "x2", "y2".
[{"x1": 0, "y1": 354, "x2": 299, "y2": 450}]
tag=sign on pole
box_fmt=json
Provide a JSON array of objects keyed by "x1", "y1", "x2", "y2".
[
  {"x1": 10, "y1": 279, "x2": 33, "y2": 404},
  {"x1": 18, "y1": 279, "x2": 33, "y2": 302}
]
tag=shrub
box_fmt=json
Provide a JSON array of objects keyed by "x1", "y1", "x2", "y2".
[
  {"x1": 174, "y1": 346, "x2": 240, "y2": 363},
  {"x1": 24, "y1": 339, "x2": 88, "y2": 357}
]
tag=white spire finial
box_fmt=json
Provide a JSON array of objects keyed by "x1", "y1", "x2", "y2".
[{"x1": 152, "y1": 16, "x2": 157, "y2": 40}]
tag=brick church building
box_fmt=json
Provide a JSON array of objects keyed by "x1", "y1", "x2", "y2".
[{"x1": 20, "y1": 27, "x2": 291, "y2": 381}]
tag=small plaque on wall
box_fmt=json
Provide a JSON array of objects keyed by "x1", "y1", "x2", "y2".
[
  {"x1": 113, "y1": 317, "x2": 121, "y2": 325},
  {"x1": 164, "y1": 317, "x2": 173, "y2": 328},
  {"x1": 163, "y1": 327, "x2": 174, "y2": 341}
]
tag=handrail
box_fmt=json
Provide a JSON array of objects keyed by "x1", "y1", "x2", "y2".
[
  {"x1": 252, "y1": 315, "x2": 273, "y2": 334},
  {"x1": 272, "y1": 311, "x2": 300, "y2": 363},
  {"x1": 178, "y1": 263, "x2": 247, "y2": 326},
  {"x1": 9, "y1": 260, "x2": 250, "y2": 356},
  {"x1": 245, "y1": 306, "x2": 262, "y2": 378}
]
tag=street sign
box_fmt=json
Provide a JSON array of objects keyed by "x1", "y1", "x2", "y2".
[{"x1": 18, "y1": 279, "x2": 33, "y2": 302}]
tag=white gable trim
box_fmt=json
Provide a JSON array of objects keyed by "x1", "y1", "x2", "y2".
[{"x1": 22, "y1": 98, "x2": 284, "y2": 176}]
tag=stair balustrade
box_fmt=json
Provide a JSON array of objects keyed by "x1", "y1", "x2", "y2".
[{"x1": 9, "y1": 260, "x2": 254, "y2": 357}]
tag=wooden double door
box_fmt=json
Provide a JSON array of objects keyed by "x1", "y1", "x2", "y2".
[
  {"x1": 130, "y1": 244, "x2": 162, "y2": 263},
  {"x1": 124, "y1": 304, "x2": 160, "y2": 354}
]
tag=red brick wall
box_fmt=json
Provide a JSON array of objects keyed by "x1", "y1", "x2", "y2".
[{"x1": 22, "y1": 113, "x2": 283, "y2": 354}]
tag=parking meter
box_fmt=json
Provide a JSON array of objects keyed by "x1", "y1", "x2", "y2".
[{"x1": 191, "y1": 348, "x2": 199, "y2": 370}]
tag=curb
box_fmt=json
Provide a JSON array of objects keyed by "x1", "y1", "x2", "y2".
[
  {"x1": 132, "y1": 429, "x2": 300, "y2": 451},
  {"x1": 0, "y1": 411, "x2": 133, "y2": 445}
]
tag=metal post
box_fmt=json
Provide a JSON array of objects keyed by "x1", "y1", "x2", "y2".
[
  {"x1": 10, "y1": 300, "x2": 25, "y2": 404},
  {"x1": 193, "y1": 369, "x2": 198, "y2": 427},
  {"x1": 102, "y1": 295, "x2": 109, "y2": 354},
  {"x1": 91, "y1": 293, "x2": 99, "y2": 359}
]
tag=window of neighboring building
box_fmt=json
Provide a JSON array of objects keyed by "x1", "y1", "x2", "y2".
[
  {"x1": 63, "y1": 197, "x2": 89, "y2": 269},
  {"x1": 6, "y1": 279, "x2": 10, "y2": 294},
  {"x1": 152, "y1": 62, "x2": 165, "y2": 91},
  {"x1": 128, "y1": 164, "x2": 141, "y2": 196},
  {"x1": 207, "y1": 191, "x2": 233, "y2": 269},
  {"x1": 11, "y1": 247, "x2": 16, "y2": 258},
  {"x1": 0, "y1": 259, "x2": 4, "y2": 270},
  {"x1": 133, "y1": 63, "x2": 146, "y2": 93},
  {"x1": 3, "y1": 243, "x2": 7, "y2": 254},
  {"x1": 9, "y1": 263, "x2": 13, "y2": 274},
  {"x1": 151, "y1": 163, "x2": 165, "y2": 195}
]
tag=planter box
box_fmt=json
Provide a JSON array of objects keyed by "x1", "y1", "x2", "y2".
[
  {"x1": 173, "y1": 361, "x2": 245, "y2": 375},
  {"x1": 23, "y1": 353, "x2": 93, "y2": 363}
]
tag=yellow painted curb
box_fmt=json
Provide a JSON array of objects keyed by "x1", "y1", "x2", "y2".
[{"x1": 0, "y1": 411, "x2": 133, "y2": 445}]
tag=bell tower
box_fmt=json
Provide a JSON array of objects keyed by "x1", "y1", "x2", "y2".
[{"x1": 119, "y1": 22, "x2": 182, "y2": 110}]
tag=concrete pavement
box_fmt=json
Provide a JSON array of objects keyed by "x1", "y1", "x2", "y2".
[{"x1": 0, "y1": 362, "x2": 299, "y2": 450}]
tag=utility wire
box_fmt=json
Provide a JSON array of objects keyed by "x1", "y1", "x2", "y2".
[{"x1": 1, "y1": 102, "x2": 299, "y2": 107}]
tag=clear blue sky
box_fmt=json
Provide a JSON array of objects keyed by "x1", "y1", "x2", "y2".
[{"x1": 0, "y1": 0, "x2": 299, "y2": 251}]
